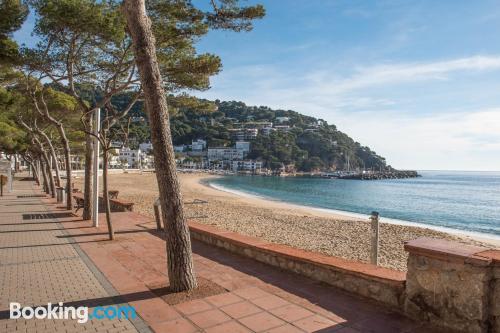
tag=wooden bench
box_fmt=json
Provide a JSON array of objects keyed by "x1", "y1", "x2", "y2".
[
  {"x1": 72, "y1": 193, "x2": 133, "y2": 213},
  {"x1": 109, "y1": 198, "x2": 133, "y2": 212}
]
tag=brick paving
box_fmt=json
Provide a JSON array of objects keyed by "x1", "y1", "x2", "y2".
[
  {"x1": 1, "y1": 178, "x2": 440, "y2": 333},
  {"x1": 0, "y1": 178, "x2": 149, "y2": 333}
]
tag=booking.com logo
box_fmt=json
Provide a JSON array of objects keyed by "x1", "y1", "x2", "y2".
[{"x1": 10, "y1": 302, "x2": 136, "y2": 323}]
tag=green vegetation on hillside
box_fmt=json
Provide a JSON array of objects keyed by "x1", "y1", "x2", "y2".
[{"x1": 111, "y1": 94, "x2": 388, "y2": 171}]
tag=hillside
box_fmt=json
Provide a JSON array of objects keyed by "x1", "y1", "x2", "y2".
[{"x1": 125, "y1": 98, "x2": 389, "y2": 172}]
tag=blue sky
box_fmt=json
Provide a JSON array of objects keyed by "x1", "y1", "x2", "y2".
[{"x1": 15, "y1": 0, "x2": 500, "y2": 170}]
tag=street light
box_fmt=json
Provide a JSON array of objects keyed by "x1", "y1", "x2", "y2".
[{"x1": 92, "y1": 108, "x2": 100, "y2": 227}]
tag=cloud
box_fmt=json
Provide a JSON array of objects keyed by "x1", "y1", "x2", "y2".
[
  {"x1": 312, "y1": 55, "x2": 500, "y2": 95},
  {"x1": 198, "y1": 55, "x2": 500, "y2": 170},
  {"x1": 208, "y1": 55, "x2": 500, "y2": 110}
]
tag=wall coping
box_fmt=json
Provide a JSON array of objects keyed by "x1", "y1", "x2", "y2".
[
  {"x1": 476, "y1": 249, "x2": 500, "y2": 265},
  {"x1": 188, "y1": 221, "x2": 406, "y2": 285},
  {"x1": 404, "y1": 237, "x2": 493, "y2": 266}
]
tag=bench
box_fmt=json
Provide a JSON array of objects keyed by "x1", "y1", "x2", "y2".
[
  {"x1": 72, "y1": 193, "x2": 133, "y2": 213},
  {"x1": 109, "y1": 198, "x2": 134, "y2": 212}
]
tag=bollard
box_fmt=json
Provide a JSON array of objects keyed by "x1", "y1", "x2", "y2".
[
  {"x1": 370, "y1": 211, "x2": 380, "y2": 265},
  {"x1": 153, "y1": 198, "x2": 162, "y2": 231}
]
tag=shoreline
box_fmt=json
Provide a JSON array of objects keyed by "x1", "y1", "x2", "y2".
[
  {"x1": 202, "y1": 174, "x2": 500, "y2": 247},
  {"x1": 74, "y1": 171, "x2": 499, "y2": 271}
]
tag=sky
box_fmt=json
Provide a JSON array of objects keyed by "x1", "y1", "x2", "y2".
[{"x1": 15, "y1": 0, "x2": 500, "y2": 171}]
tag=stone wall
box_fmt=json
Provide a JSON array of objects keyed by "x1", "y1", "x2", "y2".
[
  {"x1": 480, "y1": 250, "x2": 500, "y2": 333},
  {"x1": 404, "y1": 238, "x2": 500, "y2": 333},
  {"x1": 187, "y1": 223, "x2": 500, "y2": 332},
  {"x1": 188, "y1": 221, "x2": 406, "y2": 308}
]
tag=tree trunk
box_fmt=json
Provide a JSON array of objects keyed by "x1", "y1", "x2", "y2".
[
  {"x1": 57, "y1": 124, "x2": 73, "y2": 210},
  {"x1": 102, "y1": 147, "x2": 114, "y2": 240},
  {"x1": 83, "y1": 112, "x2": 94, "y2": 220},
  {"x1": 31, "y1": 160, "x2": 40, "y2": 185},
  {"x1": 40, "y1": 159, "x2": 50, "y2": 194},
  {"x1": 123, "y1": 0, "x2": 197, "y2": 292},
  {"x1": 34, "y1": 137, "x2": 55, "y2": 198},
  {"x1": 38, "y1": 130, "x2": 61, "y2": 187},
  {"x1": 33, "y1": 159, "x2": 41, "y2": 187},
  {"x1": 29, "y1": 161, "x2": 39, "y2": 184},
  {"x1": 42, "y1": 151, "x2": 56, "y2": 198}
]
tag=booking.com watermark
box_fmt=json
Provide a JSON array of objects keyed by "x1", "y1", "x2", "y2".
[{"x1": 10, "y1": 302, "x2": 136, "y2": 323}]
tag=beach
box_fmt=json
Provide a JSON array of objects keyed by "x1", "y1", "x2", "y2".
[{"x1": 74, "y1": 171, "x2": 499, "y2": 271}]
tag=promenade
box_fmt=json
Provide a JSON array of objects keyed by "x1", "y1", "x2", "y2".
[{"x1": 0, "y1": 177, "x2": 436, "y2": 333}]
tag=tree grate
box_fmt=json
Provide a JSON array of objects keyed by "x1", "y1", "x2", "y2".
[
  {"x1": 22, "y1": 212, "x2": 75, "y2": 220},
  {"x1": 17, "y1": 194, "x2": 47, "y2": 198}
]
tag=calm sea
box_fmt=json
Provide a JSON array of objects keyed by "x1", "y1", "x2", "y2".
[{"x1": 208, "y1": 171, "x2": 500, "y2": 237}]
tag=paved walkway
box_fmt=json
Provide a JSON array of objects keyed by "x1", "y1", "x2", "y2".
[
  {"x1": 0, "y1": 178, "x2": 149, "y2": 333},
  {"x1": 0, "y1": 178, "x2": 437, "y2": 333}
]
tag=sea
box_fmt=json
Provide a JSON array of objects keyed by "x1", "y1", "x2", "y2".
[{"x1": 207, "y1": 171, "x2": 500, "y2": 239}]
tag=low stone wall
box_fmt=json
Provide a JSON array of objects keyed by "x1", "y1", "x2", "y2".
[
  {"x1": 188, "y1": 221, "x2": 406, "y2": 308},
  {"x1": 404, "y1": 238, "x2": 500, "y2": 333},
  {"x1": 188, "y1": 222, "x2": 500, "y2": 332},
  {"x1": 490, "y1": 252, "x2": 500, "y2": 333}
]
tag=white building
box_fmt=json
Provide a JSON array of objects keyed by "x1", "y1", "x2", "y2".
[
  {"x1": 274, "y1": 125, "x2": 291, "y2": 132},
  {"x1": 231, "y1": 160, "x2": 262, "y2": 172},
  {"x1": 108, "y1": 148, "x2": 122, "y2": 168},
  {"x1": 207, "y1": 148, "x2": 244, "y2": 162},
  {"x1": 261, "y1": 127, "x2": 275, "y2": 136},
  {"x1": 235, "y1": 141, "x2": 250, "y2": 153},
  {"x1": 139, "y1": 142, "x2": 153, "y2": 153},
  {"x1": 174, "y1": 145, "x2": 186, "y2": 153},
  {"x1": 229, "y1": 128, "x2": 259, "y2": 141},
  {"x1": 119, "y1": 147, "x2": 144, "y2": 168},
  {"x1": 191, "y1": 139, "x2": 207, "y2": 151},
  {"x1": 275, "y1": 116, "x2": 290, "y2": 123}
]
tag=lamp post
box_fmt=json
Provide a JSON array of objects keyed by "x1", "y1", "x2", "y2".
[{"x1": 92, "y1": 108, "x2": 101, "y2": 227}]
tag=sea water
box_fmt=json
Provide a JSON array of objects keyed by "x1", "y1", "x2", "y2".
[{"x1": 208, "y1": 171, "x2": 500, "y2": 237}]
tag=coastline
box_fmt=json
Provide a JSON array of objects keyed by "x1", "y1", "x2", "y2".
[
  {"x1": 205, "y1": 174, "x2": 500, "y2": 246},
  {"x1": 74, "y1": 171, "x2": 500, "y2": 271}
]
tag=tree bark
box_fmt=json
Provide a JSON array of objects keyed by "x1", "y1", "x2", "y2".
[
  {"x1": 83, "y1": 112, "x2": 94, "y2": 220},
  {"x1": 43, "y1": 152, "x2": 56, "y2": 198},
  {"x1": 102, "y1": 147, "x2": 114, "y2": 240},
  {"x1": 30, "y1": 159, "x2": 40, "y2": 185},
  {"x1": 34, "y1": 138, "x2": 55, "y2": 198},
  {"x1": 29, "y1": 161, "x2": 39, "y2": 184},
  {"x1": 37, "y1": 129, "x2": 61, "y2": 187},
  {"x1": 40, "y1": 159, "x2": 50, "y2": 194},
  {"x1": 123, "y1": 0, "x2": 197, "y2": 292},
  {"x1": 56, "y1": 124, "x2": 73, "y2": 210},
  {"x1": 32, "y1": 159, "x2": 41, "y2": 187}
]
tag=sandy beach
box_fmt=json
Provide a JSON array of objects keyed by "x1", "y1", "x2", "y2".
[{"x1": 74, "y1": 171, "x2": 499, "y2": 271}]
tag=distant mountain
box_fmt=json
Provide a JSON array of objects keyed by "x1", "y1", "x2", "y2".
[{"x1": 156, "y1": 100, "x2": 388, "y2": 171}]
